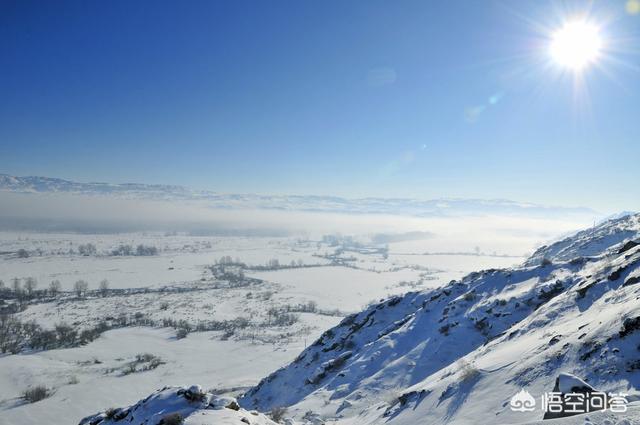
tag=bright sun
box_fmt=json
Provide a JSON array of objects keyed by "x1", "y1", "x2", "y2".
[{"x1": 550, "y1": 21, "x2": 602, "y2": 71}]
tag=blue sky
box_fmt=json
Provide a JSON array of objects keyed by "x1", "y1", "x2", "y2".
[{"x1": 0, "y1": 0, "x2": 638, "y2": 211}]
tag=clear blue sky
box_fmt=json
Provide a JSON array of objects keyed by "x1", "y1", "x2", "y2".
[{"x1": 0, "y1": 0, "x2": 638, "y2": 211}]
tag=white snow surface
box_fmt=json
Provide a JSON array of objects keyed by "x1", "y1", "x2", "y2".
[
  {"x1": 239, "y1": 213, "x2": 640, "y2": 425},
  {"x1": 78, "y1": 385, "x2": 278, "y2": 425},
  {"x1": 5, "y1": 213, "x2": 640, "y2": 425}
]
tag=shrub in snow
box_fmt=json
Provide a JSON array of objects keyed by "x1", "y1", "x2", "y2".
[
  {"x1": 225, "y1": 400, "x2": 240, "y2": 411},
  {"x1": 120, "y1": 353, "x2": 164, "y2": 375},
  {"x1": 22, "y1": 385, "x2": 50, "y2": 403},
  {"x1": 457, "y1": 360, "x2": 479, "y2": 382},
  {"x1": 158, "y1": 413, "x2": 183, "y2": 425},
  {"x1": 269, "y1": 406, "x2": 288, "y2": 423},
  {"x1": 179, "y1": 384, "x2": 205, "y2": 402},
  {"x1": 78, "y1": 243, "x2": 97, "y2": 256},
  {"x1": 306, "y1": 351, "x2": 352, "y2": 384},
  {"x1": 136, "y1": 244, "x2": 159, "y2": 256},
  {"x1": 176, "y1": 327, "x2": 189, "y2": 339},
  {"x1": 103, "y1": 407, "x2": 129, "y2": 421},
  {"x1": 104, "y1": 408, "x2": 117, "y2": 419}
]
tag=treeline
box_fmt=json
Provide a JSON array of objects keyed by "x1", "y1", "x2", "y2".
[
  {"x1": 0, "y1": 312, "x2": 160, "y2": 354},
  {"x1": 0, "y1": 316, "x2": 110, "y2": 354},
  {"x1": 0, "y1": 311, "x2": 260, "y2": 354},
  {"x1": 278, "y1": 301, "x2": 344, "y2": 317},
  {"x1": 0, "y1": 277, "x2": 111, "y2": 303},
  {"x1": 10, "y1": 243, "x2": 160, "y2": 259},
  {"x1": 110, "y1": 244, "x2": 158, "y2": 256},
  {"x1": 214, "y1": 255, "x2": 319, "y2": 271}
]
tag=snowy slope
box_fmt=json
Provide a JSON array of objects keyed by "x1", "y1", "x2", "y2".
[
  {"x1": 239, "y1": 213, "x2": 640, "y2": 424},
  {"x1": 79, "y1": 385, "x2": 278, "y2": 425},
  {"x1": 526, "y1": 213, "x2": 640, "y2": 266}
]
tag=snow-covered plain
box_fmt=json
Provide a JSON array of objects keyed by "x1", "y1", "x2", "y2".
[
  {"x1": 0, "y1": 207, "x2": 612, "y2": 425},
  {"x1": 0, "y1": 328, "x2": 302, "y2": 425}
]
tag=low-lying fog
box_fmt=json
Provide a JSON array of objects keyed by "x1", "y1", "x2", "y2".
[{"x1": 0, "y1": 191, "x2": 598, "y2": 256}]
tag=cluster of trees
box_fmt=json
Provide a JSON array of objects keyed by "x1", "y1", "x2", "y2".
[
  {"x1": 72, "y1": 278, "x2": 109, "y2": 297},
  {"x1": 277, "y1": 301, "x2": 343, "y2": 317},
  {"x1": 256, "y1": 258, "x2": 306, "y2": 270},
  {"x1": 216, "y1": 255, "x2": 243, "y2": 265},
  {"x1": 0, "y1": 277, "x2": 57, "y2": 302},
  {"x1": 0, "y1": 315, "x2": 110, "y2": 354},
  {"x1": 265, "y1": 307, "x2": 299, "y2": 327},
  {"x1": 11, "y1": 243, "x2": 161, "y2": 258},
  {"x1": 110, "y1": 244, "x2": 159, "y2": 256},
  {"x1": 78, "y1": 243, "x2": 97, "y2": 256},
  {"x1": 0, "y1": 278, "x2": 111, "y2": 300},
  {"x1": 214, "y1": 256, "x2": 306, "y2": 271},
  {"x1": 253, "y1": 258, "x2": 308, "y2": 270},
  {"x1": 0, "y1": 310, "x2": 162, "y2": 354},
  {"x1": 161, "y1": 316, "x2": 252, "y2": 339},
  {"x1": 0, "y1": 294, "x2": 306, "y2": 353}
]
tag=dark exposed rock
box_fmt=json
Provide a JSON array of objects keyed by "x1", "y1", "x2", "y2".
[
  {"x1": 623, "y1": 275, "x2": 640, "y2": 287},
  {"x1": 549, "y1": 335, "x2": 562, "y2": 346},
  {"x1": 619, "y1": 316, "x2": 640, "y2": 338},
  {"x1": 619, "y1": 240, "x2": 639, "y2": 254}
]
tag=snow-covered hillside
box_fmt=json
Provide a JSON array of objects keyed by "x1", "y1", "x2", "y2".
[
  {"x1": 79, "y1": 385, "x2": 278, "y2": 425},
  {"x1": 526, "y1": 213, "x2": 640, "y2": 266},
  {"x1": 238, "y1": 213, "x2": 640, "y2": 424}
]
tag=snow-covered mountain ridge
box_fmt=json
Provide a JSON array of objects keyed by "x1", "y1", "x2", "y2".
[
  {"x1": 0, "y1": 173, "x2": 596, "y2": 218},
  {"x1": 238, "y1": 213, "x2": 640, "y2": 424}
]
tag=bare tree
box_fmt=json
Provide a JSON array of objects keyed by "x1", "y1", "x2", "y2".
[
  {"x1": 267, "y1": 258, "x2": 280, "y2": 269},
  {"x1": 24, "y1": 277, "x2": 38, "y2": 297},
  {"x1": 11, "y1": 278, "x2": 21, "y2": 294},
  {"x1": 98, "y1": 279, "x2": 109, "y2": 297},
  {"x1": 78, "y1": 243, "x2": 97, "y2": 256},
  {"x1": 73, "y1": 280, "x2": 89, "y2": 298},
  {"x1": 269, "y1": 406, "x2": 288, "y2": 423},
  {"x1": 0, "y1": 314, "x2": 23, "y2": 353},
  {"x1": 49, "y1": 280, "x2": 62, "y2": 296},
  {"x1": 55, "y1": 322, "x2": 77, "y2": 346}
]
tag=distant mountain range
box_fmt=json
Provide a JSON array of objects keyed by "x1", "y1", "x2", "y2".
[{"x1": 0, "y1": 174, "x2": 597, "y2": 218}]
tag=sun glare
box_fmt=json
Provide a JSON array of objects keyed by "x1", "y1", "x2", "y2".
[{"x1": 550, "y1": 21, "x2": 602, "y2": 71}]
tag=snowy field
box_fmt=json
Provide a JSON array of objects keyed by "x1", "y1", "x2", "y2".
[
  {"x1": 0, "y1": 214, "x2": 593, "y2": 425},
  {"x1": 0, "y1": 327, "x2": 314, "y2": 424}
]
